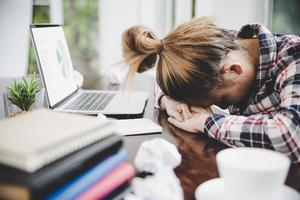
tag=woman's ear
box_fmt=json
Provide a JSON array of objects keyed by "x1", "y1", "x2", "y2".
[{"x1": 222, "y1": 63, "x2": 244, "y2": 75}]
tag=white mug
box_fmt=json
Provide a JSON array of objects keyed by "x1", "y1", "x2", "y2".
[{"x1": 216, "y1": 148, "x2": 291, "y2": 200}]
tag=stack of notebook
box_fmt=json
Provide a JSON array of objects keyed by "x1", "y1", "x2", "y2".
[{"x1": 0, "y1": 109, "x2": 135, "y2": 200}]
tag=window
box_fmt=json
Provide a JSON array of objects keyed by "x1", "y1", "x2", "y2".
[
  {"x1": 28, "y1": 1, "x2": 50, "y2": 75},
  {"x1": 29, "y1": 0, "x2": 100, "y2": 89},
  {"x1": 272, "y1": 0, "x2": 300, "y2": 35}
]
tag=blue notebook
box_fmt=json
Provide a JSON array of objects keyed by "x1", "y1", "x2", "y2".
[{"x1": 46, "y1": 150, "x2": 128, "y2": 200}]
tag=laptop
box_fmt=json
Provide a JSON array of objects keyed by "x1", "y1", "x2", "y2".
[{"x1": 30, "y1": 24, "x2": 148, "y2": 115}]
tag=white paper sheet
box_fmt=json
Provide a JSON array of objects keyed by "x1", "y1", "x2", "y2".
[{"x1": 114, "y1": 118, "x2": 162, "y2": 136}]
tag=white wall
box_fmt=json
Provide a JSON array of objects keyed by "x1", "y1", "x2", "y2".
[
  {"x1": 174, "y1": 0, "x2": 192, "y2": 25},
  {"x1": 98, "y1": 0, "x2": 173, "y2": 79},
  {"x1": 195, "y1": 0, "x2": 273, "y2": 30},
  {"x1": 0, "y1": 0, "x2": 33, "y2": 78}
]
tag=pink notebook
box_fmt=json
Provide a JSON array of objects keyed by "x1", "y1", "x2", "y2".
[{"x1": 76, "y1": 162, "x2": 135, "y2": 200}]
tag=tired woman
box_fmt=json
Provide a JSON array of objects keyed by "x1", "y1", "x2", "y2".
[{"x1": 121, "y1": 17, "x2": 300, "y2": 162}]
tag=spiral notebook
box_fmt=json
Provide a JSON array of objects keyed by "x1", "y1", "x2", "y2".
[{"x1": 0, "y1": 109, "x2": 115, "y2": 173}]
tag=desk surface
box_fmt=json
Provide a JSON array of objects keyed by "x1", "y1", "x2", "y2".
[{"x1": 0, "y1": 75, "x2": 299, "y2": 199}]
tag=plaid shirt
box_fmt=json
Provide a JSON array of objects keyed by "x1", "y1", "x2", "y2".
[{"x1": 204, "y1": 24, "x2": 300, "y2": 163}]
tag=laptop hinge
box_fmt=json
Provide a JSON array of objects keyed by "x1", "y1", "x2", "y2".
[{"x1": 51, "y1": 88, "x2": 79, "y2": 109}]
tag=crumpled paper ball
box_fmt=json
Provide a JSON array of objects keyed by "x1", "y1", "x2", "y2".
[
  {"x1": 124, "y1": 193, "x2": 143, "y2": 200},
  {"x1": 128, "y1": 168, "x2": 184, "y2": 200},
  {"x1": 125, "y1": 138, "x2": 183, "y2": 200},
  {"x1": 134, "y1": 138, "x2": 182, "y2": 173}
]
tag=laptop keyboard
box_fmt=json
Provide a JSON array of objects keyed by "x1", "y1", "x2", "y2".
[{"x1": 65, "y1": 92, "x2": 115, "y2": 111}]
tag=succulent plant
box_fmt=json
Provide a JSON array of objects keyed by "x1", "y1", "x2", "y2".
[{"x1": 7, "y1": 76, "x2": 40, "y2": 111}]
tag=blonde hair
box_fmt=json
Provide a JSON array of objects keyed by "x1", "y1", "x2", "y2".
[{"x1": 122, "y1": 17, "x2": 238, "y2": 103}]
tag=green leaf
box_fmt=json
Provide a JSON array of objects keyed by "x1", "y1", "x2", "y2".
[{"x1": 6, "y1": 76, "x2": 41, "y2": 111}]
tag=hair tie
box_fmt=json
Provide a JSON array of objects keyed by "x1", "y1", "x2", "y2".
[{"x1": 157, "y1": 40, "x2": 164, "y2": 55}]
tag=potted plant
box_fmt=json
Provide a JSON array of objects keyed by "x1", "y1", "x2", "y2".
[{"x1": 5, "y1": 76, "x2": 40, "y2": 117}]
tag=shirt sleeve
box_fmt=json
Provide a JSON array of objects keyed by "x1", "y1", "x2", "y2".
[{"x1": 204, "y1": 61, "x2": 300, "y2": 163}]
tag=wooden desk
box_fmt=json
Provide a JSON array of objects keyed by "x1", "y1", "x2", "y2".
[
  {"x1": 129, "y1": 111, "x2": 300, "y2": 199},
  {"x1": 1, "y1": 75, "x2": 299, "y2": 199}
]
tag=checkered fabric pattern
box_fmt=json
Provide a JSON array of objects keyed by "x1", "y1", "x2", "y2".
[{"x1": 204, "y1": 24, "x2": 300, "y2": 163}]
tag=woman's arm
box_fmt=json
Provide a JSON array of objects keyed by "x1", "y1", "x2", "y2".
[
  {"x1": 168, "y1": 61, "x2": 300, "y2": 163},
  {"x1": 155, "y1": 85, "x2": 191, "y2": 121}
]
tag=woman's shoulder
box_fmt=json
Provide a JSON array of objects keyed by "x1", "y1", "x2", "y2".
[{"x1": 276, "y1": 34, "x2": 300, "y2": 59}]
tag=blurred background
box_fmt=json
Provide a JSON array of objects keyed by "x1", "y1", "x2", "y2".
[{"x1": 0, "y1": 0, "x2": 299, "y2": 89}]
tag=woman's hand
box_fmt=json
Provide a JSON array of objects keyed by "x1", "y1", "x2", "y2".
[
  {"x1": 160, "y1": 95, "x2": 192, "y2": 122},
  {"x1": 167, "y1": 106, "x2": 212, "y2": 133}
]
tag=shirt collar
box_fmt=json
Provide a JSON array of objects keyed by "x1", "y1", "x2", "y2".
[
  {"x1": 238, "y1": 24, "x2": 277, "y2": 90},
  {"x1": 238, "y1": 24, "x2": 277, "y2": 89},
  {"x1": 228, "y1": 24, "x2": 277, "y2": 114}
]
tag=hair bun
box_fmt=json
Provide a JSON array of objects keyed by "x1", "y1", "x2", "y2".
[
  {"x1": 125, "y1": 26, "x2": 161, "y2": 54},
  {"x1": 122, "y1": 26, "x2": 162, "y2": 74}
]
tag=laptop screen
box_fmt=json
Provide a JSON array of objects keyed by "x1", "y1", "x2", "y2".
[{"x1": 30, "y1": 25, "x2": 78, "y2": 108}]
